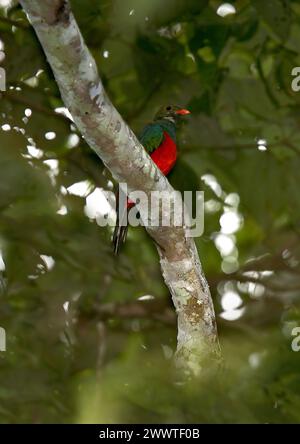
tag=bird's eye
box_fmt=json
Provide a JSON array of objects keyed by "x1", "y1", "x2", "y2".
[{"x1": 166, "y1": 106, "x2": 171, "y2": 111}]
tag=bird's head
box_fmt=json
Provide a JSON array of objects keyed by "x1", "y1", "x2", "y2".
[{"x1": 154, "y1": 105, "x2": 190, "y2": 123}]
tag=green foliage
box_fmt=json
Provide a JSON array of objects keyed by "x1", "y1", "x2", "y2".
[{"x1": 0, "y1": 0, "x2": 300, "y2": 423}]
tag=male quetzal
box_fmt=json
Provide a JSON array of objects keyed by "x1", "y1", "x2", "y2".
[{"x1": 113, "y1": 104, "x2": 190, "y2": 254}]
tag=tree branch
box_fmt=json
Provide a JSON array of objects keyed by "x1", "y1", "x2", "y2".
[{"x1": 20, "y1": 0, "x2": 221, "y2": 375}]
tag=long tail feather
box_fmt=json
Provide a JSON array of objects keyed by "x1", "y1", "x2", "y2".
[
  {"x1": 112, "y1": 186, "x2": 128, "y2": 255},
  {"x1": 113, "y1": 223, "x2": 128, "y2": 255}
]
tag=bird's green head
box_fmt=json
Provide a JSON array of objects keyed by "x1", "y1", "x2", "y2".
[{"x1": 154, "y1": 105, "x2": 190, "y2": 123}]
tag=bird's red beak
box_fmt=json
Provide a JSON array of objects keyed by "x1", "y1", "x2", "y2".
[{"x1": 175, "y1": 108, "x2": 191, "y2": 115}]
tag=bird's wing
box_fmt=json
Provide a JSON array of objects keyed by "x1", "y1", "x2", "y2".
[{"x1": 139, "y1": 123, "x2": 164, "y2": 154}]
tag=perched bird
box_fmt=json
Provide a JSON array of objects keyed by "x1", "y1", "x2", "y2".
[{"x1": 113, "y1": 105, "x2": 190, "y2": 254}]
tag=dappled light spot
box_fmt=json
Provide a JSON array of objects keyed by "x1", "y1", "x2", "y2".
[
  {"x1": 220, "y1": 211, "x2": 242, "y2": 234},
  {"x1": 0, "y1": 0, "x2": 13, "y2": 8},
  {"x1": 43, "y1": 159, "x2": 59, "y2": 184},
  {"x1": 67, "y1": 180, "x2": 92, "y2": 197},
  {"x1": 205, "y1": 199, "x2": 222, "y2": 213},
  {"x1": 216, "y1": 3, "x2": 236, "y2": 18},
  {"x1": 248, "y1": 352, "x2": 265, "y2": 369},
  {"x1": 186, "y1": 53, "x2": 195, "y2": 63},
  {"x1": 247, "y1": 282, "x2": 265, "y2": 298},
  {"x1": 63, "y1": 301, "x2": 70, "y2": 314},
  {"x1": 221, "y1": 290, "x2": 242, "y2": 311},
  {"x1": 13, "y1": 126, "x2": 25, "y2": 135},
  {"x1": 238, "y1": 280, "x2": 265, "y2": 299},
  {"x1": 44, "y1": 159, "x2": 59, "y2": 174},
  {"x1": 24, "y1": 108, "x2": 32, "y2": 117},
  {"x1": 85, "y1": 187, "x2": 115, "y2": 226},
  {"x1": 40, "y1": 254, "x2": 55, "y2": 271},
  {"x1": 28, "y1": 274, "x2": 39, "y2": 280},
  {"x1": 220, "y1": 307, "x2": 245, "y2": 321},
  {"x1": 60, "y1": 186, "x2": 67, "y2": 195},
  {"x1": 26, "y1": 145, "x2": 43, "y2": 159},
  {"x1": 55, "y1": 107, "x2": 74, "y2": 121},
  {"x1": 224, "y1": 193, "x2": 240, "y2": 207},
  {"x1": 138, "y1": 295, "x2": 155, "y2": 301},
  {"x1": 257, "y1": 138, "x2": 268, "y2": 151},
  {"x1": 107, "y1": 180, "x2": 114, "y2": 190},
  {"x1": 258, "y1": 145, "x2": 267, "y2": 152},
  {"x1": 67, "y1": 133, "x2": 80, "y2": 148},
  {"x1": 214, "y1": 233, "x2": 235, "y2": 256},
  {"x1": 45, "y1": 131, "x2": 56, "y2": 140},
  {"x1": 221, "y1": 257, "x2": 239, "y2": 274},
  {"x1": 201, "y1": 174, "x2": 223, "y2": 198},
  {"x1": 0, "y1": 250, "x2": 5, "y2": 271},
  {"x1": 57, "y1": 205, "x2": 68, "y2": 215},
  {"x1": 23, "y1": 76, "x2": 38, "y2": 87}
]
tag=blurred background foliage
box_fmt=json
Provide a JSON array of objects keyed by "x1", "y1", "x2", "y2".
[{"x1": 0, "y1": 0, "x2": 300, "y2": 423}]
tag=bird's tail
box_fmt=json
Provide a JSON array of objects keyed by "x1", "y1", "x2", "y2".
[
  {"x1": 112, "y1": 220, "x2": 128, "y2": 255},
  {"x1": 112, "y1": 187, "x2": 129, "y2": 255}
]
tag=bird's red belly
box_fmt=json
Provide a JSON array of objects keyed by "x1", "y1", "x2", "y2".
[
  {"x1": 150, "y1": 131, "x2": 177, "y2": 176},
  {"x1": 127, "y1": 132, "x2": 176, "y2": 208}
]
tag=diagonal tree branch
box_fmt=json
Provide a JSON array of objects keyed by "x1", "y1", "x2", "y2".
[{"x1": 19, "y1": 0, "x2": 221, "y2": 375}]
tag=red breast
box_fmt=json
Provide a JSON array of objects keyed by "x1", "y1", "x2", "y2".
[
  {"x1": 150, "y1": 131, "x2": 177, "y2": 176},
  {"x1": 127, "y1": 131, "x2": 177, "y2": 208}
]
